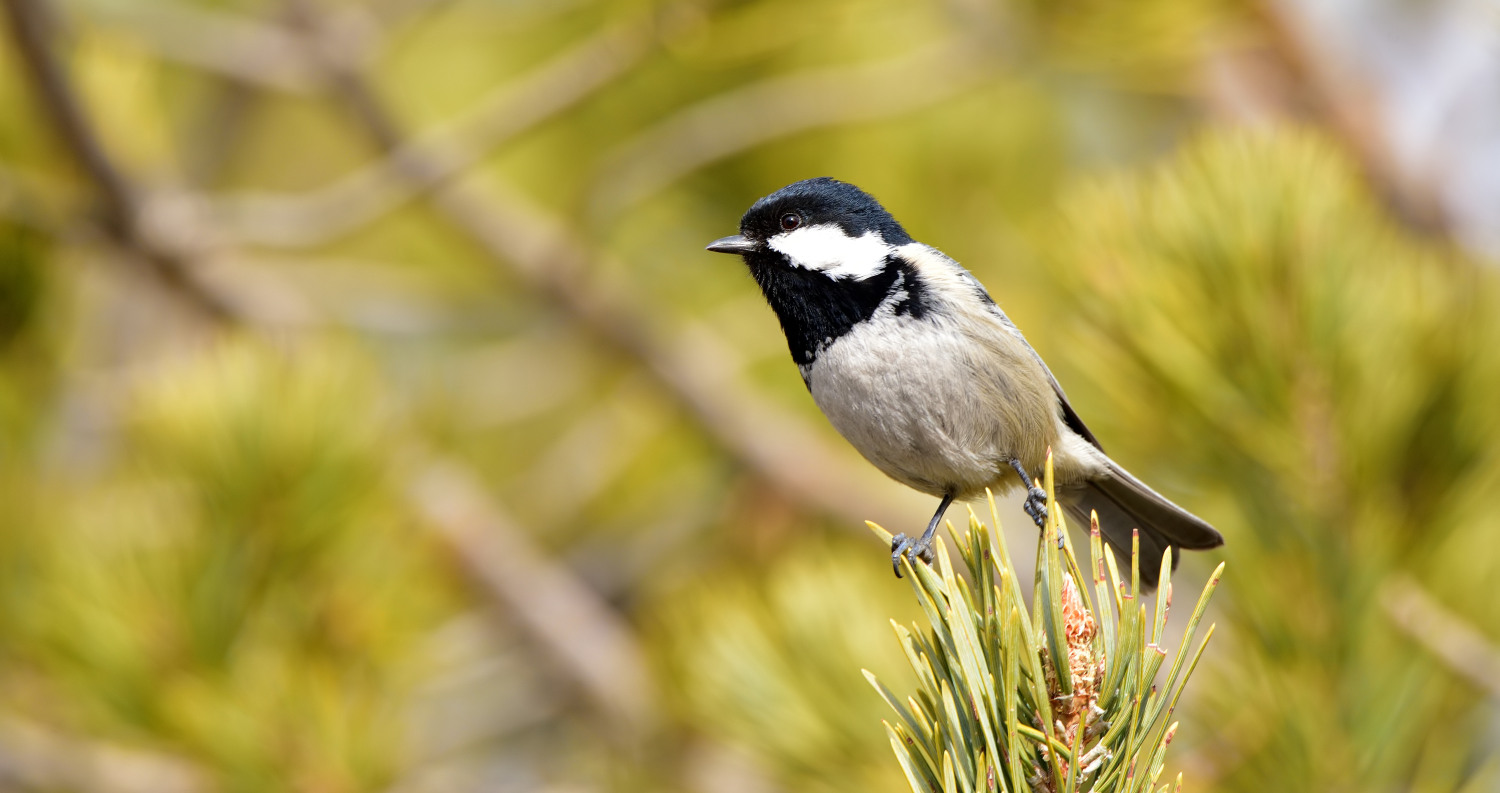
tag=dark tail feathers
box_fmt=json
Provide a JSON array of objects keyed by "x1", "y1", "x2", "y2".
[{"x1": 1059, "y1": 460, "x2": 1222, "y2": 589}]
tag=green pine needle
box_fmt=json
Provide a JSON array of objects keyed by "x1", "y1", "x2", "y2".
[{"x1": 866, "y1": 452, "x2": 1224, "y2": 793}]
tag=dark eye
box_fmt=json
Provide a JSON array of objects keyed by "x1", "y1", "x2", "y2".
[{"x1": 779, "y1": 212, "x2": 801, "y2": 231}]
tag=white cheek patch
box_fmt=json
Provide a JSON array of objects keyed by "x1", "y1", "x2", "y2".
[{"x1": 768, "y1": 224, "x2": 892, "y2": 280}]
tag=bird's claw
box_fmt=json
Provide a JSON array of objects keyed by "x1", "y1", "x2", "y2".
[
  {"x1": 1022, "y1": 485, "x2": 1048, "y2": 529},
  {"x1": 890, "y1": 533, "x2": 935, "y2": 578}
]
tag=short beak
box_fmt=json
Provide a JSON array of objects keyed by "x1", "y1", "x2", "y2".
[{"x1": 706, "y1": 235, "x2": 760, "y2": 255}]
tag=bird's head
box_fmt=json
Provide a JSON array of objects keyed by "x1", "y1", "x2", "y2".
[{"x1": 706, "y1": 177, "x2": 912, "y2": 280}]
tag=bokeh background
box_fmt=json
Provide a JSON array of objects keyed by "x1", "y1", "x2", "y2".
[{"x1": 3, "y1": 0, "x2": 1500, "y2": 790}]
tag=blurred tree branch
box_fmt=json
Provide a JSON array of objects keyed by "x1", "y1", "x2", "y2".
[
  {"x1": 2, "y1": 0, "x2": 655, "y2": 737},
  {"x1": 281, "y1": 0, "x2": 914, "y2": 526},
  {"x1": 516, "y1": 373, "x2": 669, "y2": 528},
  {"x1": 368, "y1": 0, "x2": 454, "y2": 27},
  {"x1": 1381, "y1": 575, "x2": 1500, "y2": 701},
  {"x1": 215, "y1": 10, "x2": 657, "y2": 246},
  {"x1": 0, "y1": 717, "x2": 207, "y2": 793},
  {"x1": 43, "y1": 0, "x2": 988, "y2": 524},
  {"x1": 1247, "y1": 0, "x2": 1450, "y2": 237},
  {"x1": 2, "y1": 0, "x2": 239, "y2": 325},
  {"x1": 73, "y1": 0, "x2": 457, "y2": 94},
  {"x1": 588, "y1": 38, "x2": 1000, "y2": 219},
  {"x1": 3, "y1": 0, "x2": 918, "y2": 752},
  {"x1": 410, "y1": 459, "x2": 656, "y2": 731},
  {"x1": 64, "y1": 0, "x2": 323, "y2": 92}
]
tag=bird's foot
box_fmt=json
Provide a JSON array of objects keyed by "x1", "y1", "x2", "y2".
[
  {"x1": 890, "y1": 533, "x2": 935, "y2": 578},
  {"x1": 1022, "y1": 484, "x2": 1049, "y2": 529}
]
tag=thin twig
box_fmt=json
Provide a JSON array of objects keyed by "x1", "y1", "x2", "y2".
[
  {"x1": 67, "y1": 0, "x2": 322, "y2": 92},
  {"x1": 2, "y1": 0, "x2": 239, "y2": 325},
  {"x1": 588, "y1": 38, "x2": 1000, "y2": 220},
  {"x1": 514, "y1": 373, "x2": 669, "y2": 528},
  {"x1": 409, "y1": 460, "x2": 656, "y2": 730},
  {"x1": 216, "y1": 10, "x2": 656, "y2": 246},
  {"x1": 180, "y1": 80, "x2": 260, "y2": 187},
  {"x1": 1251, "y1": 0, "x2": 1450, "y2": 237},
  {"x1": 1380, "y1": 574, "x2": 1500, "y2": 700},
  {"x1": 7, "y1": 0, "x2": 657, "y2": 732},
  {"x1": 3, "y1": 0, "x2": 130, "y2": 211},
  {"x1": 287, "y1": 0, "x2": 915, "y2": 526},
  {"x1": 368, "y1": 0, "x2": 455, "y2": 28},
  {"x1": 449, "y1": 180, "x2": 912, "y2": 522},
  {"x1": 0, "y1": 717, "x2": 207, "y2": 793}
]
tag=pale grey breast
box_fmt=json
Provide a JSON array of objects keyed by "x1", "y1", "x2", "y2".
[{"x1": 808, "y1": 302, "x2": 1055, "y2": 500}]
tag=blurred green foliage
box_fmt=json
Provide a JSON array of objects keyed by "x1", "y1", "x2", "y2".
[
  {"x1": 1, "y1": 0, "x2": 1498, "y2": 791},
  {"x1": 3, "y1": 340, "x2": 459, "y2": 791},
  {"x1": 0, "y1": 222, "x2": 51, "y2": 445},
  {"x1": 649, "y1": 536, "x2": 921, "y2": 793},
  {"x1": 1041, "y1": 130, "x2": 1500, "y2": 790}
]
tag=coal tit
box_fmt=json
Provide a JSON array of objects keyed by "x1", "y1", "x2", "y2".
[{"x1": 707, "y1": 177, "x2": 1222, "y2": 583}]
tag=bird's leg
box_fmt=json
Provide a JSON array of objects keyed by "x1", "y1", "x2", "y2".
[
  {"x1": 1009, "y1": 458, "x2": 1049, "y2": 530},
  {"x1": 890, "y1": 491, "x2": 956, "y2": 578}
]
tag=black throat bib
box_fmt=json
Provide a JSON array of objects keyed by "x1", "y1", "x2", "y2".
[{"x1": 744, "y1": 253, "x2": 928, "y2": 367}]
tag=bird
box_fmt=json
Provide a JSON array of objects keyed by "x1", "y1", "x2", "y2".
[{"x1": 706, "y1": 177, "x2": 1222, "y2": 585}]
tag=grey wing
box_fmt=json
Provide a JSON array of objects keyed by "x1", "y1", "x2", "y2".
[
  {"x1": 967, "y1": 279, "x2": 1104, "y2": 452},
  {"x1": 1014, "y1": 326, "x2": 1103, "y2": 451}
]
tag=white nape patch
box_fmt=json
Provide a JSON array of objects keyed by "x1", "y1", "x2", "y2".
[{"x1": 768, "y1": 224, "x2": 892, "y2": 280}]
